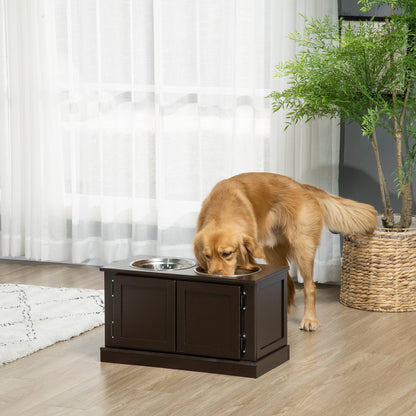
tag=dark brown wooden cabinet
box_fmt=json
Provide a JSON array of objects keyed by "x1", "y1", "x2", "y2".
[{"x1": 101, "y1": 258, "x2": 290, "y2": 378}]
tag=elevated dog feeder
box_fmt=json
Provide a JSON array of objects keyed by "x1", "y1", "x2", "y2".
[{"x1": 100, "y1": 256, "x2": 289, "y2": 378}]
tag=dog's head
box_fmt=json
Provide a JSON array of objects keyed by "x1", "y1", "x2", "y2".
[{"x1": 193, "y1": 228, "x2": 264, "y2": 275}]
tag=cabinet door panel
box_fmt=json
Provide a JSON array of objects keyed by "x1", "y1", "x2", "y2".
[
  {"x1": 112, "y1": 275, "x2": 175, "y2": 352},
  {"x1": 177, "y1": 281, "x2": 241, "y2": 359}
]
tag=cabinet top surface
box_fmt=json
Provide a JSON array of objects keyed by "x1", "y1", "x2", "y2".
[{"x1": 101, "y1": 257, "x2": 288, "y2": 284}]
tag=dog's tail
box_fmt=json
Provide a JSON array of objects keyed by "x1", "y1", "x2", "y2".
[{"x1": 306, "y1": 185, "x2": 378, "y2": 235}]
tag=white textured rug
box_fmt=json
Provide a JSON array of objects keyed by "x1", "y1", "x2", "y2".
[{"x1": 0, "y1": 284, "x2": 104, "y2": 366}]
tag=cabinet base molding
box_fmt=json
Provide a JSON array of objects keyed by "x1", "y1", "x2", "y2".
[{"x1": 100, "y1": 345, "x2": 290, "y2": 378}]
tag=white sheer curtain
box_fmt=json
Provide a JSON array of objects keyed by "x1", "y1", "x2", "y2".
[
  {"x1": 269, "y1": 1, "x2": 341, "y2": 283},
  {"x1": 0, "y1": 0, "x2": 339, "y2": 281}
]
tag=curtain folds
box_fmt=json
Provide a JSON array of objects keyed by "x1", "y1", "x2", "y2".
[
  {"x1": 0, "y1": 0, "x2": 340, "y2": 282},
  {"x1": 269, "y1": 1, "x2": 341, "y2": 283}
]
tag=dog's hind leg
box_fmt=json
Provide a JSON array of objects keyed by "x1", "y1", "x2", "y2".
[
  {"x1": 286, "y1": 203, "x2": 324, "y2": 331},
  {"x1": 263, "y1": 245, "x2": 295, "y2": 312},
  {"x1": 292, "y1": 242, "x2": 320, "y2": 331},
  {"x1": 297, "y1": 257, "x2": 319, "y2": 331}
]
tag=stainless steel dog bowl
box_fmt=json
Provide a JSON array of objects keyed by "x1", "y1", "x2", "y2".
[
  {"x1": 194, "y1": 265, "x2": 261, "y2": 277},
  {"x1": 130, "y1": 258, "x2": 196, "y2": 271}
]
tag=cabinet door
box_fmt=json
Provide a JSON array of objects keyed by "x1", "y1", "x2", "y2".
[
  {"x1": 176, "y1": 281, "x2": 241, "y2": 359},
  {"x1": 112, "y1": 275, "x2": 175, "y2": 352}
]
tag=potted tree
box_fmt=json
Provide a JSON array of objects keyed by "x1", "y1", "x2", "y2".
[{"x1": 269, "y1": 0, "x2": 416, "y2": 311}]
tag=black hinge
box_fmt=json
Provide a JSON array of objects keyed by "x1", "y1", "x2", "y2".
[
  {"x1": 111, "y1": 279, "x2": 114, "y2": 297},
  {"x1": 240, "y1": 333, "x2": 247, "y2": 354},
  {"x1": 240, "y1": 290, "x2": 247, "y2": 311},
  {"x1": 111, "y1": 320, "x2": 114, "y2": 338}
]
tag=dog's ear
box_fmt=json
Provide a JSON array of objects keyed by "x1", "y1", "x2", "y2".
[
  {"x1": 242, "y1": 235, "x2": 265, "y2": 259},
  {"x1": 238, "y1": 235, "x2": 264, "y2": 270},
  {"x1": 193, "y1": 232, "x2": 207, "y2": 270}
]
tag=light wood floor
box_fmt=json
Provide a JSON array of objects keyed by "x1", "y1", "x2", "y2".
[{"x1": 1, "y1": 260, "x2": 415, "y2": 416}]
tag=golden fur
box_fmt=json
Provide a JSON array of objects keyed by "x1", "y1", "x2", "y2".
[{"x1": 193, "y1": 172, "x2": 378, "y2": 331}]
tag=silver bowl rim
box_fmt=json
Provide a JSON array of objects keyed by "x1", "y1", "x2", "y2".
[
  {"x1": 194, "y1": 265, "x2": 261, "y2": 277},
  {"x1": 129, "y1": 257, "x2": 196, "y2": 270}
]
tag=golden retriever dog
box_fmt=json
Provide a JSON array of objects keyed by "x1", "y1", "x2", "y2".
[{"x1": 193, "y1": 172, "x2": 377, "y2": 331}]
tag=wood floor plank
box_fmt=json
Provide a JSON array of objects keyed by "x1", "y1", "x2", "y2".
[{"x1": 1, "y1": 259, "x2": 415, "y2": 416}]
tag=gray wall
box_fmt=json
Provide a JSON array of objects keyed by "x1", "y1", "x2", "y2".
[{"x1": 338, "y1": 0, "x2": 416, "y2": 214}]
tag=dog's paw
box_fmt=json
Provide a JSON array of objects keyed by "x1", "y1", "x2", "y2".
[{"x1": 299, "y1": 317, "x2": 320, "y2": 332}]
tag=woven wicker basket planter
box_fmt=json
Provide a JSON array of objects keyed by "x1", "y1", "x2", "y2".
[{"x1": 340, "y1": 227, "x2": 416, "y2": 312}]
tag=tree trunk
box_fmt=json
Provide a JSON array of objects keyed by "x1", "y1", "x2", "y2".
[
  {"x1": 398, "y1": 181, "x2": 413, "y2": 229},
  {"x1": 369, "y1": 130, "x2": 394, "y2": 228},
  {"x1": 382, "y1": 208, "x2": 395, "y2": 229},
  {"x1": 393, "y1": 108, "x2": 413, "y2": 229}
]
